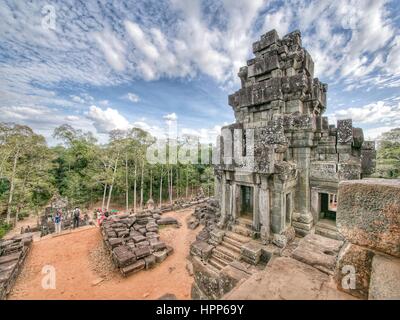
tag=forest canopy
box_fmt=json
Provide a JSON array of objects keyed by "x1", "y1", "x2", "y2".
[{"x1": 0, "y1": 123, "x2": 214, "y2": 226}]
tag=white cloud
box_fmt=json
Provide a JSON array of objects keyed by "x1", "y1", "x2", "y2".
[
  {"x1": 163, "y1": 113, "x2": 178, "y2": 121},
  {"x1": 65, "y1": 115, "x2": 80, "y2": 121},
  {"x1": 329, "y1": 101, "x2": 400, "y2": 125},
  {"x1": 86, "y1": 105, "x2": 131, "y2": 133},
  {"x1": 126, "y1": 92, "x2": 140, "y2": 103},
  {"x1": 70, "y1": 95, "x2": 85, "y2": 104},
  {"x1": 364, "y1": 126, "x2": 397, "y2": 140},
  {"x1": 93, "y1": 30, "x2": 126, "y2": 72}
]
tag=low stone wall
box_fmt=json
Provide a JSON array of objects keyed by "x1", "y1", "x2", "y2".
[
  {"x1": 334, "y1": 179, "x2": 400, "y2": 299},
  {"x1": 0, "y1": 233, "x2": 33, "y2": 300}
]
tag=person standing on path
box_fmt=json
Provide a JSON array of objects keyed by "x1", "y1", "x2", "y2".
[
  {"x1": 54, "y1": 210, "x2": 62, "y2": 234},
  {"x1": 73, "y1": 207, "x2": 80, "y2": 229}
]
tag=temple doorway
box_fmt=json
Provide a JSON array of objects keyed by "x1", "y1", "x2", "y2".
[
  {"x1": 320, "y1": 192, "x2": 337, "y2": 221},
  {"x1": 240, "y1": 185, "x2": 253, "y2": 220}
]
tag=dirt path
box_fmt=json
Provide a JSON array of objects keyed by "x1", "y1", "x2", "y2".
[{"x1": 9, "y1": 209, "x2": 197, "y2": 300}]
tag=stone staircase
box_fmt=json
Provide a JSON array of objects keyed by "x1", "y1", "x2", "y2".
[
  {"x1": 315, "y1": 219, "x2": 343, "y2": 241},
  {"x1": 208, "y1": 231, "x2": 251, "y2": 271}
]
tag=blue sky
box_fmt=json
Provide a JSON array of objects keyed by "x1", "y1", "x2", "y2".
[{"x1": 0, "y1": 0, "x2": 399, "y2": 145}]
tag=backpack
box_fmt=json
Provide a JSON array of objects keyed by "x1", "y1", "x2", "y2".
[{"x1": 74, "y1": 209, "x2": 80, "y2": 218}]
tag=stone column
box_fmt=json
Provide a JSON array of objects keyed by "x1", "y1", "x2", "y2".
[
  {"x1": 293, "y1": 147, "x2": 313, "y2": 222},
  {"x1": 259, "y1": 185, "x2": 270, "y2": 242},
  {"x1": 310, "y1": 187, "x2": 320, "y2": 222},
  {"x1": 253, "y1": 185, "x2": 260, "y2": 231},
  {"x1": 271, "y1": 188, "x2": 284, "y2": 234}
]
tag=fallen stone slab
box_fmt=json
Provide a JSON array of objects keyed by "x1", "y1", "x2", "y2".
[
  {"x1": 151, "y1": 241, "x2": 167, "y2": 252},
  {"x1": 121, "y1": 259, "x2": 145, "y2": 277},
  {"x1": 112, "y1": 246, "x2": 136, "y2": 268},
  {"x1": 131, "y1": 235, "x2": 146, "y2": 243},
  {"x1": 107, "y1": 238, "x2": 124, "y2": 249},
  {"x1": 291, "y1": 234, "x2": 343, "y2": 274},
  {"x1": 133, "y1": 246, "x2": 151, "y2": 259},
  {"x1": 157, "y1": 217, "x2": 179, "y2": 225}
]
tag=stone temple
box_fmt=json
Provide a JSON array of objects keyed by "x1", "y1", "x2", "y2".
[{"x1": 214, "y1": 29, "x2": 376, "y2": 243}]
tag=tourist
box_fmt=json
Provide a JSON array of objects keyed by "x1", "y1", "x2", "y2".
[
  {"x1": 54, "y1": 210, "x2": 62, "y2": 234},
  {"x1": 73, "y1": 207, "x2": 80, "y2": 228},
  {"x1": 96, "y1": 210, "x2": 103, "y2": 226}
]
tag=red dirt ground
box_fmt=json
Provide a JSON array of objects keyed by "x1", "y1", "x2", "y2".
[{"x1": 9, "y1": 209, "x2": 197, "y2": 300}]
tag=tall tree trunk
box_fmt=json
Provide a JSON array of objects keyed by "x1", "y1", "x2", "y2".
[
  {"x1": 186, "y1": 168, "x2": 189, "y2": 199},
  {"x1": 176, "y1": 167, "x2": 179, "y2": 199},
  {"x1": 6, "y1": 149, "x2": 19, "y2": 224},
  {"x1": 101, "y1": 183, "x2": 107, "y2": 211},
  {"x1": 149, "y1": 169, "x2": 153, "y2": 199},
  {"x1": 133, "y1": 163, "x2": 137, "y2": 213},
  {"x1": 140, "y1": 159, "x2": 144, "y2": 210},
  {"x1": 106, "y1": 155, "x2": 119, "y2": 211},
  {"x1": 16, "y1": 175, "x2": 28, "y2": 225},
  {"x1": 170, "y1": 167, "x2": 173, "y2": 204},
  {"x1": 125, "y1": 153, "x2": 129, "y2": 212},
  {"x1": 159, "y1": 167, "x2": 163, "y2": 209},
  {"x1": 169, "y1": 166, "x2": 174, "y2": 204}
]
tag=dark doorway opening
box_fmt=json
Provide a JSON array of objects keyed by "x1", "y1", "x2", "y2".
[
  {"x1": 240, "y1": 185, "x2": 253, "y2": 220},
  {"x1": 320, "y1": 193, "x2": 336, "y2": 221}
]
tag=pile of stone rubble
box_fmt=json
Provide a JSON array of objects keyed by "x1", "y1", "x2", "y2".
[
  {"x1": 158, "y1": 196, "x2": 209, "y2": 213},
  {"x1": 101, "y1": 210, "x2": 176, "y2": 276},
  {"x1": 0, "y1": 233, "x2": 33, "y2": 300},
  {"x1": 187, "y1": 198, "x2": 220, "y2": 239}
]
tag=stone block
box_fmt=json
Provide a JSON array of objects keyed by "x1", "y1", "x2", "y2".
[
  {"x1": 190, "y1": 241, "x2": 214, "y2": 260},
  {"x1": 131, "y1": 235, "x2": 146, "y2": 243},
  {"x1": 337, "y1": 119, "x2": 353, "y2": 144},
  {"x1": 145, "y1": 232, "x2": 159, "y2": 240},
  {"x1": 335, "y1": 242, "x2": 374, "y2": 299},
  {"x1": 252, "y1": 29, "x2": 279, "y2": 53},
  {"x1": 361, "y1": 149, "x2": 376, "y2": 176},
  {"x1": 292, "y1": 234, "x2": 343, "y2": 275},
  {"x1": 112, "y1": 245, "x2": 136, "y2": 268},
  {"x1": 166, "y1": 245, "x2": 174, "y2": 256},
  {"x1": 241, "y1": 241, "x2": 262, "y2": 265},
  {"x1": 369, "y1": 254, "x2": 400, "y2": 300},
  {"x1": 337, "y1": 179, "x2": 400, "y2": 257},
  {"x1": 338, "y1": 162, "x2": 361, "y2": 180},
  {"x1": 120, "y1": 259, "x2": 145, "y2": 277},
  {"x1": 108, "y1": 238, "x2": 124, "y2": 248},
  {"x1": 153, "y1": 250, "x2": 168, "y2": 263},
  {"x1": 157, "y1": 217, "x2": 178, "y2": 225},
  {"x1": 151, "y1": 241, "x2": 167, "y2": 252},
  {"x1": 136, "y1": 241, "x2": 150, "y2": 248},
  {"x1": 144, "y1": 254, "x2": 156, "y2": 269},
  {"x1": 133, "y1": 246, "x2": 151, "y2": 259}
]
